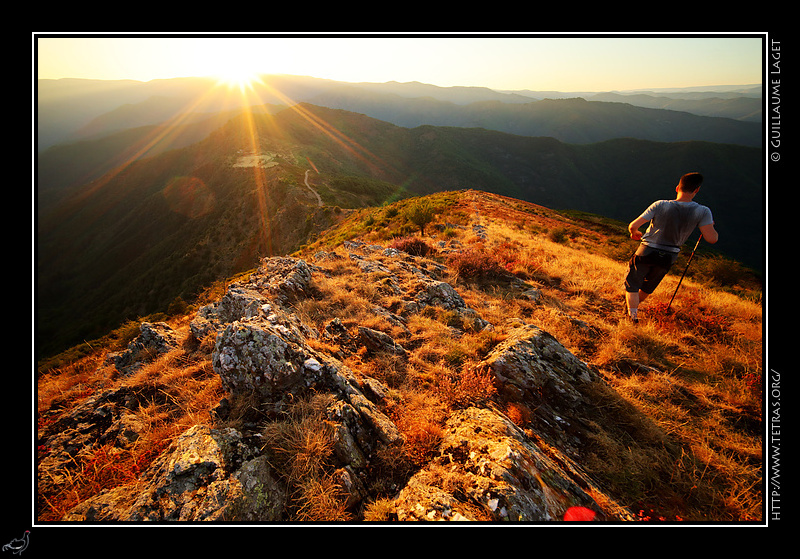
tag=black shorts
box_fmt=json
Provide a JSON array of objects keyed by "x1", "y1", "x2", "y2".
[{"x1": 624, "y1": 246, "x2": 678, "y2": 294}]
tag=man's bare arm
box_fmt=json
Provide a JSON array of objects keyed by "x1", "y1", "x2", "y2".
[
  {"x1": 699, "y1": 223, "x2": 719, "y2": 244},
  {"x1": 628, "y1": 216, "x2": 649, "y2": 240}
]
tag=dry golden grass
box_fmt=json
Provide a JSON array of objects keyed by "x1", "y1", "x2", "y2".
[
  {"x1": 37, "y1": 353, "x2": 109, "y2": 418},
  {"x1": 36, "y1": 325, "x2": 225, "y2": 521},
  {"x1": 259, "y1": 393, "x2": 353, "y2": 521},
  {"x1": 38, "y1": 190, "x2": 763, "y2": 523},
  {"x1": 463, "y1": 195, "x2": 762, "y2": 522},
  {"x1": 261, "y1": 394, "x2": 337, "y2": 484},
  {"x1": 362, "y1": 497, "x2": 397, "y2": 521},
  {"x1": 309, "y1": 190, "x2": 762, "y2": 522}
]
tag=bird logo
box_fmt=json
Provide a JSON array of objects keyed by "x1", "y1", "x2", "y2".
[{"x1": 2, "y1": 531, "x2": 29, "y2": 555}]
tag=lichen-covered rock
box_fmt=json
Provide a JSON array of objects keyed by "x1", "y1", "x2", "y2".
[
  {"x1": 225, "y1": 454, "x2": 287, "y2": 521},
  {"x1": 394, "y1": 407, "x2": 634, "y2": 522},
  {"x1": 63, "y1": 424, "x2": 268, "y2": 522},
  {"x1": 358, "y1": 326, "x2": 407, "y2": 357},
  {"x1": 212, "y1": 318, "x2": 320, "y2": 401},
  {"x1": 485, "y1": 323, "x2": 594, "y2": 404},
  {"x1": 107, "y1": 322, "x2": 180, "y2": 375},
  {"x1": 415, "y1": 279, "x2": 466, "y2": 310},
  {"x1": 210, "y1": 310, "x2": 402, "y2": 454},
  {"x1": 217, "y1": 286, "x2": 271, "y2": 323},
  {"x1": 483, "y1": 323, "x2": 598, "y2": 455},
  {"x1": 191, "y1": 261, "x2": 318, "y2": 345},
  {"x1": 251, "y1": 257, "x2": 314, "y2": 304}
]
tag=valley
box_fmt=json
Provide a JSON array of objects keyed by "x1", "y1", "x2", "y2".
[
  {"x1": 30, "y1": 31, "x2": 770, "y2": 533},
  {"x1": 36, "y1": 94, "x2": 764, "y2": 360},
  {"x1": 33, "y1": 73, "x2": 766, "y2": 525}
]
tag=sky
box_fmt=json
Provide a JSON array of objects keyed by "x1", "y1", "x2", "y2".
[{"x1": 34, "y1": 33, "x2": 764, "y2": 93}]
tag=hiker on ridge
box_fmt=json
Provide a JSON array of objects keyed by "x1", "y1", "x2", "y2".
[{"x1": 624, "y1": 172, "x2": 719, "y2": 323}]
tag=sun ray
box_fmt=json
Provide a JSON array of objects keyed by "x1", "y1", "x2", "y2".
[
  {"x1": 214, "y1": 67, "x2": 262, "y2": 94},
  {"x1": 67, "y1": 80, "x2": 243, "y2": 206}
]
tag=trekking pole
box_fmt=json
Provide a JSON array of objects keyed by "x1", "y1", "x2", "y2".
[{"x1": 666, "y1": 236, "x2": 702, "y2": 312}]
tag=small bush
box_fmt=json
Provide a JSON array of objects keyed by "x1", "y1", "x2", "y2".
[
  {"x1": 389, "y1": 237, "x2": 435, "y2": 257},
  {"x1": 397, "y1": 413, "x2": 442, "y2": 467},
  {"x1": 403, "y1": 199, "x2": 436, "y2": 235},
  {"x1": 548, "y1": 226, "x2": 569, "y2": 244},
  {"x1": 431, "y1": 361, "x2": 497, "y2": 410},
  {"x1": 389, "y1": 393, "x2": 447, "y2": 467}
]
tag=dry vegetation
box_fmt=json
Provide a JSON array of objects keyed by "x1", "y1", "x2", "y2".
[
  {"x1": 36, "y1": 190, "x2": 763, "y2": 523},
  {"x1": 36, "y1": 315, "x2": 226, "y2": 521}
]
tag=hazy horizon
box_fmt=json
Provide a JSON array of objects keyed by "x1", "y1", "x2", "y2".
[
  {"x1": 34, "y1": 34, "x2": 765, "y2": 94},
  {"x1": 36, "y1": 72, "x2": 762, "y2": 94}
]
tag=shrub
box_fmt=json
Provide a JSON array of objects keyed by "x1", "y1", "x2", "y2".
[
  {"x1": 434, "y1": 363, "x2": 497, "y2": 409},
  {"x1": 548, "y1": 226, "x2": 569, "y2": 244},
  {"x1": 389, "y1": 393, "x2": 447, "y2": 467},
  {"x1": 389, "y1": 237, "x2": 435, "y2": 257},
  {"x1": 403, "y1": 199, "x2": 436, "y2": 235}
]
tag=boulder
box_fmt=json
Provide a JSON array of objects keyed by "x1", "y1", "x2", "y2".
[
  {"x1": 485, "y1": 323, "x2": 594, "y2": 404},
  {"x1": 251, "y1": 257, "x2": 314, "y2": 304},
  {"x1": 63, "y1": 424, "x2": 280, "y2": 521},
  {"x1": 358, "y1": 326, "x2": 407, "y2": 357},
  {"x1": 107, "y1": 322, "x2": 179, "y2": 375},
  {"x1": 212, "y1": 317, "x2": 324, "y2": 401},
  {"x1": 483, "y1": 323, "x2": 597, "y2": 453},
  {"x1": 394, "y1": 407, "x2": 634, "y2": 522}
]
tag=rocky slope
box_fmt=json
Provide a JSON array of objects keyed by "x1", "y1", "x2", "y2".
[
  {"x1": 37, "y1": 191, "x2": 761, "y2": 523},
  {"x1": 40, "y1": 255, "x2": 621, "y2": 519}
]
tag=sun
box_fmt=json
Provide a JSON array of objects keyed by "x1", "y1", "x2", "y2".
[{"x1": 214, "y1": 68, "x2": 260, "y2": 91}]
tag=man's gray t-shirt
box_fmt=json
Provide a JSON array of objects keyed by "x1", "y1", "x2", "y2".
[{"x1": 637, "y1": 200, "x2": 713, "y2": 253}]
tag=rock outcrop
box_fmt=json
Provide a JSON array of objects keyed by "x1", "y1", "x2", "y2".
[
  {"x1": 106, "y1": 322, "x2": 180, "y2": 375},
  {"x1": 42, "y1": 237, "x2": 635, "y2": 522},
  {"x1": 395, "y1": 407, "x2": 633, "y2": 521}
]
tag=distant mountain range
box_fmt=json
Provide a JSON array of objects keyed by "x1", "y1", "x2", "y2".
[
  {"x1": 35, "y1": 76, "x2": 764, "y2": 358},
  {"x1": 37, "y1": 75, "x2": 762, "y2": 152}
]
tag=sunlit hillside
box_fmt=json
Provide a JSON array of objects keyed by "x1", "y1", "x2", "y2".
[
  {"x1": 37, "y1": 102, "x2": 763, "y2": 362},
  {"x1": 37, "y1": 190, "x2": 763, "y2": 523}
]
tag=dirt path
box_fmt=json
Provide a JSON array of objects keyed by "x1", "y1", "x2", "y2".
[{"x1": 304, "y1": 169, "x2": 323, "y2": 207}]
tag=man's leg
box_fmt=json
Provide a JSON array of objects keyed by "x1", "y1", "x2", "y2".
[
  {"x1": 625, "y1": 289, "x2": 651, "y2": 321},
  {"x1": 625, "y1": 247, "x2": 674, "y2": 322},
  {"x1": 624, "y1": 253, "x2": 649, "y2": 322}
]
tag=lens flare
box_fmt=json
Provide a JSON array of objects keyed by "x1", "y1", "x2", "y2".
[
  {"x1": 215, "y1": 69, "x2": 260, "y2": 92},
  {"x1": 163, "y1": 176, "x2": 216, "y2": 218}
]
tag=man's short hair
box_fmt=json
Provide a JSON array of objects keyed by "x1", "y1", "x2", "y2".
[{"x1": 679, "y1": 172, "x2": 703, "y2": 192}]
